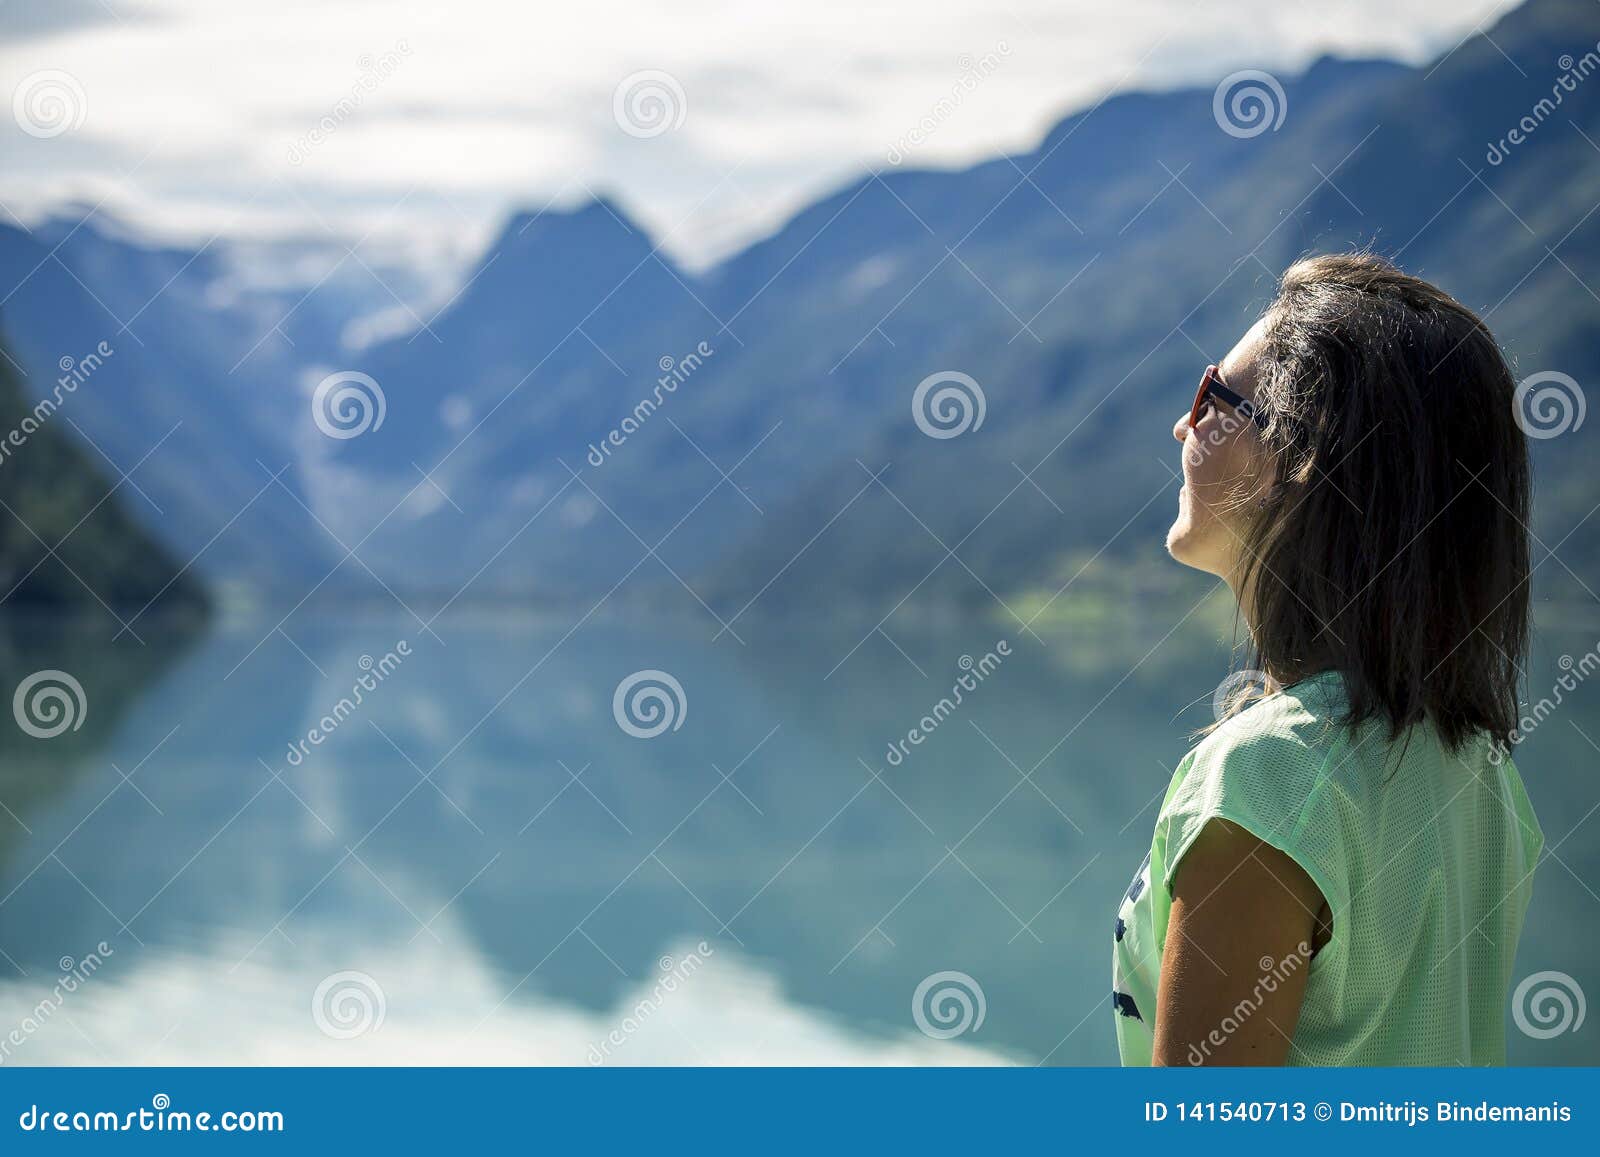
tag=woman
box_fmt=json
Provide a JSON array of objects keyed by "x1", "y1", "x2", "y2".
[{"x1": 1112, "y1": 253, "x2": 1544, "y2": 1066}]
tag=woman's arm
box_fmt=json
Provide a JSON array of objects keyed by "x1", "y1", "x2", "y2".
[{"x1": 1151, "y1": 818, "x2": 1326, "y2": 1066}]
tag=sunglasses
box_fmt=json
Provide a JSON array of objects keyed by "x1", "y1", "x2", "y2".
[{"x1": 1189, "y1": 364, "x2": 1269, "y2": 432}]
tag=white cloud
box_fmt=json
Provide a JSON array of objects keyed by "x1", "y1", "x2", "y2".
[
  {"x1": 0, "y1": 921, "x2": 1018, "y2": 1065},
  {"x1": 0, "y1": 0, "x2": 1523, "y2": 269}
]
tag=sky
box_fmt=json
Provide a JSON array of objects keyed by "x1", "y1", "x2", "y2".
[{"x1": 0, "y1": 0, "x2": 1525, "y2": 276}]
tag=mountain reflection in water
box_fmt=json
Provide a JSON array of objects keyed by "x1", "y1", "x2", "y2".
[{"x1": 0, "y1": 608, "x2": 1594, "y2": 1065}]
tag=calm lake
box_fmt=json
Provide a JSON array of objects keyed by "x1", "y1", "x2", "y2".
[{"x1": 0, "y1": 605, "x2": 1595, "y2": 1065}]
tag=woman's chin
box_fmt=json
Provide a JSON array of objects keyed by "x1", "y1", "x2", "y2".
[
  {"x1": 1167, "y1": 526, "x2": 1232, "y2": 581},
  {"x1": 1165, "y1": 518, "x2": 1210, "y2": 571},
  {"x1": 1165, "y1": 517, "x2": 1192, "y2": 561}
]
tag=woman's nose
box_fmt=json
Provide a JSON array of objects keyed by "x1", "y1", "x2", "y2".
[{"x1": 1173, "y1": 412, "x2": 1190, "y2": 442}]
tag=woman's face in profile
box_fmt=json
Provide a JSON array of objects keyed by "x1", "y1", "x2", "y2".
[{"x1": 1166, "y1": 316, "x2": 1271, "y2": 583}]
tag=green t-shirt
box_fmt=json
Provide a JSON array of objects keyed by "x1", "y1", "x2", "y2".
[{"x1": 1112, "y1": 671, "x2": 1543, "y2": 1065}]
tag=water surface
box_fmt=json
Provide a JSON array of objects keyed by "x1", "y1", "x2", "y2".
[{"x1": 0, "y1": 607, "x2": 1594, "y2": 1065}]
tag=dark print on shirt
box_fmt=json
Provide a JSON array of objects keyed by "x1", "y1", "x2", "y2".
[
  {"x1": 1124, "y1": 850, "x2": 1151, "y2": 904},
  {"x1": 1112, "y1": 990, "x2": 1143, "y2": 1021}
]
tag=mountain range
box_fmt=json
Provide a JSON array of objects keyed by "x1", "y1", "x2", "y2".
[
  {"x1": 0, "y1": 335, "x2": 204, "y2": 618},
  {"x1": 2, "y1": 0, "x2": 1596, "y2": 618}
]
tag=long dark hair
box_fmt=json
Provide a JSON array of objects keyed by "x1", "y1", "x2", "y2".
[{"x1": 1229, "y1": 253, "x2": 1530, "y2": 754}]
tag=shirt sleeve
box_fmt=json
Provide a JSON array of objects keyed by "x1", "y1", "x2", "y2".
[{"x1": 1154, "y1": 714, "x2": 1355, "y2": 926}]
